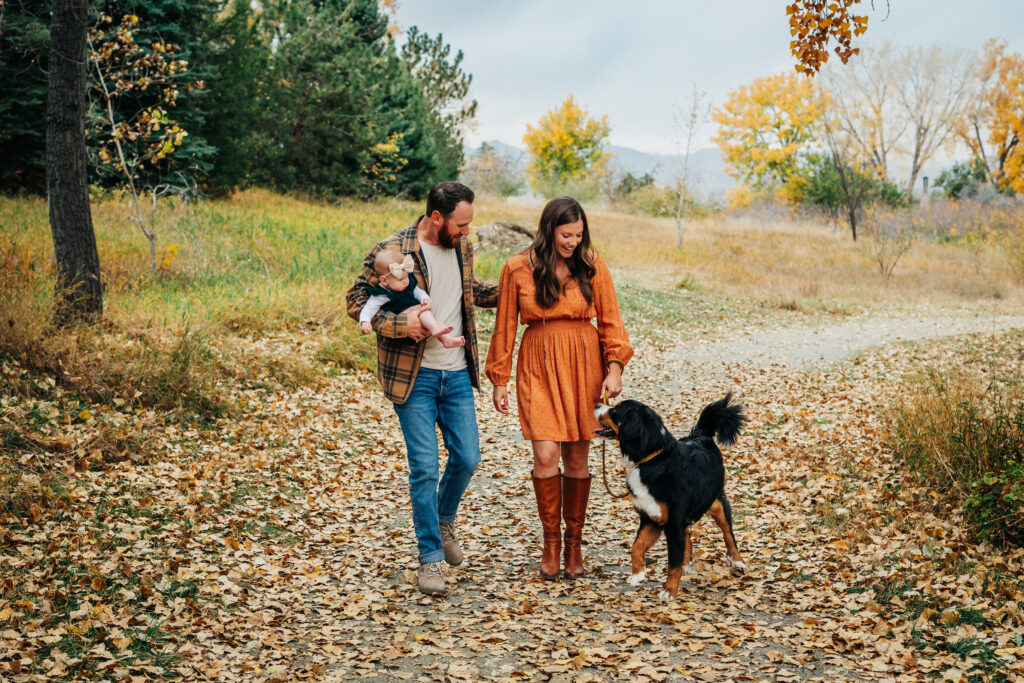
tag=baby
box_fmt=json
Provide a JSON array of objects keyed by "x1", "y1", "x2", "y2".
[{"x1": 359, "y1": 247, "x2": 465, "y2": 348}]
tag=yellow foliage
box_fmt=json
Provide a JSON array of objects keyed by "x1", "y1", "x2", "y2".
[
  {"x1": 985, "y1": 43, "x2": 1024, "y2": 194},
  {"x1": 523, "y1": 95, "x2": 611, "y2": 194},
  {"x1": 362, "y1": 132, "x2": 409, "y2": 194},
  {"x1": 712, "y1": 72, "x2": 826, "y2": 192},
  {"x1": 956, "y1": 40, "x2": 1024, "y2": 195},
  {"x1": 725, "y1": 185, "x2": 755, "y2": 210},
  {"x1": 157, "y1": 243, "x2": 179, "y2": 272}
]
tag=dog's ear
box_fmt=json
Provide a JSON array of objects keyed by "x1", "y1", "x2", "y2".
[
  {"x1": 617, "y1": 402, "x2": 667, "y2": 458},
  {"x1": 614, "y1": 403, "x2": 645, "y2": 457}
]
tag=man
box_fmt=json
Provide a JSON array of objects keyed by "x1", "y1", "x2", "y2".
[{"x1": 346, "y1": 181, "x2": 497, "y2": 595}]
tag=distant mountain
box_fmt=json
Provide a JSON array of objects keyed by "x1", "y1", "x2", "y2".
[
  {"x1": 469, "y1": 140, "x2": 528, "y2": 164},
  {"x1": 605, "y1": 144, "x2": 733, "y2": 197},
  {"x1": 466, "y1": 139, "x2": 959, "y2": 199},
  {"x1": 466, "y1": 139, "x2": 734, "y2": 198}
]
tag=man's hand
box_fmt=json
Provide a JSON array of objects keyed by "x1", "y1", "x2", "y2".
[{"x1": 493, "y1": 385, "x2": 510, "y2": 415}]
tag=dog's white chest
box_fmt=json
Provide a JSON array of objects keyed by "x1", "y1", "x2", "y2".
[{"x1": 627, "y1": 469, "x2": 663, "y2": 519}]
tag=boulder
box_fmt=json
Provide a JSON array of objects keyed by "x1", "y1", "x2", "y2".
[{"x1": 473, "y1": 221, "x2": 534, "y2": 254}]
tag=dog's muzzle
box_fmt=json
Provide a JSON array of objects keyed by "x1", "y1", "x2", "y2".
[{"x1": 593, "y1": 404, "x2": 617, "y2": 438}]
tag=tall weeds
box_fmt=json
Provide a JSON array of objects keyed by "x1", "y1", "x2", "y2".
[{"x1": 887, "y1": 367, "x2": 1024, "y2": 546}]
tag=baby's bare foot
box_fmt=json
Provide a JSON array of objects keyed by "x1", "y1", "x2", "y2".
[{"x1": 438, "y1": 334, "x2": 466, "y2": 348}]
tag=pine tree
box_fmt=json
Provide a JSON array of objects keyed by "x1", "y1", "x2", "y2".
[
  {"x1": 400, "y1": 26, "x2": 476, "y2": 187},
  {"x1": 251, "y1": 0, "x2": 388, "y2": 194},
  {"x1": 89, "y1": 0, "x2": 218, "y2": 189},
  {"x1": 0, "y1": 0, "x2": 51, "y2": 193},
  {"x1": 201, "y1": 0, "x2": 268, "y2": 192}
]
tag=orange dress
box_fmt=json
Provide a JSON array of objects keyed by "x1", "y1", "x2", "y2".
[{"x1": 485, "y1": 252, "x2": 633, "y2": 442}]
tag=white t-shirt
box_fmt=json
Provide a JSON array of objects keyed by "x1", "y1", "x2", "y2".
[{"x1": 419, "y1": 241, "x2": 466, "y2": 371}]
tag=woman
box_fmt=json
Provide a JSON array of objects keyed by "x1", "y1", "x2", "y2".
[{"x1": 486, "y1": 197, "x2": 633, "y2": 579}]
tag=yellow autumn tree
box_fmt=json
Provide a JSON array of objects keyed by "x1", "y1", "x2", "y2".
[
  {"x1": 712, "y1": 72, "x2": 826, "y2": 194},
  {"x1": 523, "y1": 95, "x2": 611, "y2": 198},
  {"x1": 959, "y1": 39, "x2": 1024, "y2": 195}
]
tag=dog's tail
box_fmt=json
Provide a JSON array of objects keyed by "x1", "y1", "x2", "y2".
[{"x1": 691, "y1": 392, "x2": 744, "y2": 446}]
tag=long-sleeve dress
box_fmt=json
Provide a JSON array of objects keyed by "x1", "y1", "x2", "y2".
[{"x1": 485, "y1": 252, "x2": 633, "y2": 442}]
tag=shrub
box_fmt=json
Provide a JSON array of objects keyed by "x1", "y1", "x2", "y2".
[
  {"x1": 887, "y1": 367, "x2": 1024, "y2": 546},
  {"x1": 934, "y1": 159, "x2": 990, "y2": 199},
  {"x1": 608, "y1": 178, "x2": 717, "y2": 220},
  {"x1": 786, "y1": 152, "x2": 908, "y2": 212},
  {"x1": 861, "y1": 206, "x2": 915, "y2": 283}
]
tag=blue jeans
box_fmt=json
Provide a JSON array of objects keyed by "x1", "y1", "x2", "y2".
[{"x1": 393, "y1": 367, "x2": 481, "y2": 564}]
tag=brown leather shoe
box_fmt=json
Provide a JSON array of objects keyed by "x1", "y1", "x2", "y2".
[
  {"x1": 416, "y1": 561, "x2": 446, "y2": 595},
  {"x1": 440, "y1": 521, "x2": 463, "y2": 566},
  {"x1": 531, "y1": 473, "x2": 562, "y2": 579},
  {"x1": 562, "y1": 475, "x2": 591, "y2": 579}
]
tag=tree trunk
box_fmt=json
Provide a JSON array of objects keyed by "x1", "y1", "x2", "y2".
[
  {"x1": 848, "y1": 205, "x2": 858, "y2": 242},
  {"x1": 47, "y1": 0, "x2": 102, "y2": 324}
]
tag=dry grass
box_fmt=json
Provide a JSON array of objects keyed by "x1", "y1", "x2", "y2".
[
  {"x1": 594, "y1": 211, "x2": 1017, "y2": 310},
  {"x1": 885, "y1": 334, "x2": 1024, "y2": 545},
  {"x1": 472, "y1": 198, "x2": 1021, "y2": 310},
  {"x1": 2, "y1": 191, "x2": 1022, "y2": 423}
]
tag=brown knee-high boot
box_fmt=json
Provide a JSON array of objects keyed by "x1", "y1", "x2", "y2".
[
  {"x1": 531, "y1": 473, "x2": 562, "y2": 579},
  {"x1": 562, "y1": 475, "x2": 591, "y2": 578}
]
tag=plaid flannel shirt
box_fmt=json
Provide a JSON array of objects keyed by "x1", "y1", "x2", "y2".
[{"x1": 346, "y1": 219, "x2": 499, "y2": 405}]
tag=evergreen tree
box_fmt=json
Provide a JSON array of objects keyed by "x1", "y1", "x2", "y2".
[
  {"x1": 252, "y1": 0, "x2": 387, "y2": 194},
  {"x1": 401, "y1": 26, "x2": 476, "y2": 186},
  {"x1": 1, "y1": 0, "x2": 477, "y2": 198},
  {"x1": 201, "y1": 0, "x2": 268, "y2": 192},
  {"x1": 0, "y1": 0, "x2": 50, "y2": 193},
  {"x1": 377, "y1": 53, "x2": 445, "y2": 198},
  {"x1": 89, "y1": 0, "x2": 218, "y2": 190}
]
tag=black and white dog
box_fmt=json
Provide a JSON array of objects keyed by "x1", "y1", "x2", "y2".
[{"x1": 594, "y1": 394, "x2": 746, "y2": 599}]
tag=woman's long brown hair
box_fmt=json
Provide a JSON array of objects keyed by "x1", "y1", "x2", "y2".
[{"x1": 527, "y1": 197, "x2": 596, "y2": 308}]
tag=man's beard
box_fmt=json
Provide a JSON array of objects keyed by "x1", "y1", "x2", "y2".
[{"x1": 437, "y1": 223, "x2": 460, "y2": 249}]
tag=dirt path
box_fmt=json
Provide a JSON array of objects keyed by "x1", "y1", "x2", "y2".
[
  {"x1": 666, "y1": 311, "x2": 1024, "y2": 374},
  {"x1": 163, "y1": 311, "x2": 1023, "y2": 682}
]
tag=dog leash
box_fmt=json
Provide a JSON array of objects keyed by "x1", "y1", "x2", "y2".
[{"x1": 599, "y1": 390, "x2": 631, "y2": 500}]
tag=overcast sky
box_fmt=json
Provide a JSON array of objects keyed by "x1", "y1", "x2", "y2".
[{"x1": 393, "y1": 1, "x2": 1024, "y2": 155}]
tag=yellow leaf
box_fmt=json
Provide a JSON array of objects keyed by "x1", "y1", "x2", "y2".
[{"x1": 78, "y1": 409, "x2": 92, "y2": 420}]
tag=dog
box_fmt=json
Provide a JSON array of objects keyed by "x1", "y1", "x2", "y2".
[{"x1": 594, "y1": 394, "x2": 746, "y2": 599}]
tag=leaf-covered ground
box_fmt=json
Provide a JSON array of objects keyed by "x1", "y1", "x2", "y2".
[{"x1": 3, "y1": 309, "x2": 1024, "y2": 682}]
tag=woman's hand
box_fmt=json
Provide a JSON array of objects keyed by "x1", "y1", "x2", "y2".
[
  {"x1": 601, "y1": 362, "x2": 623, "y2": 400},
  {"x1": 493, "y1": 385, "x2": 510, "y2": 415}
]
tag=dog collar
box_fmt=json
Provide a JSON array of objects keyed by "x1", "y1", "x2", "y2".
[{"x1": 631, "y1": 448, "x2": 665, "y2": 469}]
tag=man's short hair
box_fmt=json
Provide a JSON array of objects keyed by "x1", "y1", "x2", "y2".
[{"x1": 426, "y1": 181, "x2": 474, "y2": 219}]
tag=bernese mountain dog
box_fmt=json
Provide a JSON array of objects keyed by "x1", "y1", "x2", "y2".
[{"x1": 594, "y1": 394, "x2": 746, "y2": 599}]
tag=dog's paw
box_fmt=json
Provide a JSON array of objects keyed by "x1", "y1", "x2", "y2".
[
  {"x1": 627, "y1": 571, "x2": 647, "y2": 586},
  {"x1": 726, "y1": 557, "x2": 747, "y2": 572},
  {"x1": 683, "y1": 562, "x2": 696, "y2": 575},
  {"x1": 657, "y1": 590, "x2": 675, "y2": 601}
]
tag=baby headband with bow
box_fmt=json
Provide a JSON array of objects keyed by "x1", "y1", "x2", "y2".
[{"x1": 388, "y1": 254, "x2": 415, "y2": 278}]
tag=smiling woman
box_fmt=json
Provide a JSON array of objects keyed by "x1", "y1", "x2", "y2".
[{"x1": 485, "y1": 196, "x2": 633, "y2": 579}]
